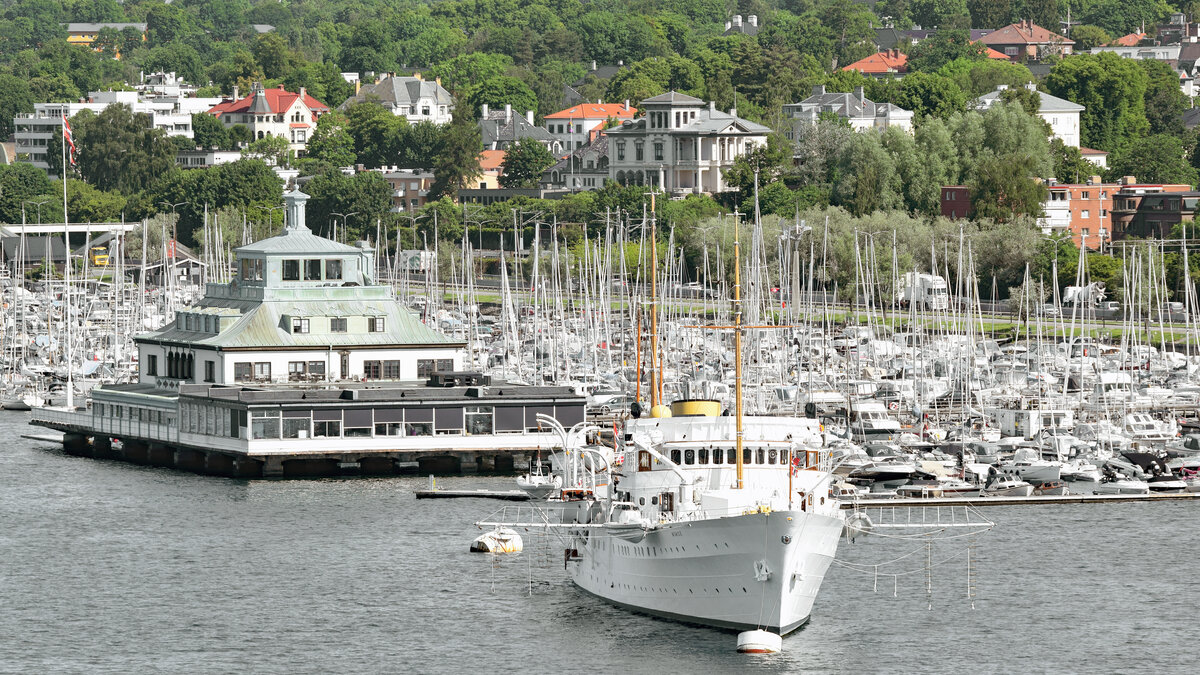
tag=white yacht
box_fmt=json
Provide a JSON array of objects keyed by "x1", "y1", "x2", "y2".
[
  {"x1": 848, "y1": 401, "x2": 901, "y2": 443},
  {"x1": 563, "y1": 400, "x2": 845, "y2": 634}
]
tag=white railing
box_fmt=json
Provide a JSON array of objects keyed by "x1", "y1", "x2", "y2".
[{"x1": 32, "y1": 408, "x2": 179, "y2": 444}]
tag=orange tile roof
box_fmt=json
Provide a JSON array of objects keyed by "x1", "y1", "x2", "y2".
[
  {"x1": 479, "y1": 149, "x2": 506, "y2": 171},
  {"x1": 983, "y1": 45, "x2": 1009, "y2": 59},
  {"x1": 1079, "y1": 147, "x2": 1109, "y2": 156},
  {"x1": 842, "y1": 50, "x2": 907, "y2": 74},
  {"x1": 979, "y1": 20, "x2": 1073, "y2": 46},
  {"x1": 207, "y1": 85, "x2": 329, "y2": 116},
  {"x1": 544, "y1": 103, "x2": 636, "y2": 119},
  {"x1": 1109, "y1": 32, "x2": 1146, "y2": 47}
]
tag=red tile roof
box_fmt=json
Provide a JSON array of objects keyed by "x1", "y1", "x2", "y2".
[
  {"x1": 982, "y1": 45, "x2": 1009, "y2": 59},
  {"x1": 479, "y1": 149, "x2": 506, "y2": 171},
  {"x1": 979, "y1": 20, "x2": 1073, "y2": 46},
  {"x1": 1109, "y1": 32, "x2": 1146, "y2": 47},
  {"x1": 544, "y1": 103, "x2": 636, "y2": 119},
  {"x1": 842, "y1": 50, "x2": 908, "y2": 74},
  {"x1": 207, "y1": 85, "x2": 329, "y2": 117},
  {"x1": 1079, "y1": 147, "x2": 1109, "y2": 156}
]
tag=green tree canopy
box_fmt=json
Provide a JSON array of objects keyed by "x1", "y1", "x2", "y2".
[
  {"x1": 1107, "y1": 134, "x2": 1198, "y2": 186},
  {"x1": 498, "y1": 137, "x2": 555, "y2": 188},
  {"x1": 1043, "y1": 52, "x2": 1149, "y2": 153}
]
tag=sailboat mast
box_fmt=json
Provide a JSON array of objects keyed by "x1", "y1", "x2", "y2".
[
  {"x1": 649, "y1": 194, "x2": 660, "y2": 409},
  {"x1": 734, "y1": 212, "x2": 744, "y2": 490}
]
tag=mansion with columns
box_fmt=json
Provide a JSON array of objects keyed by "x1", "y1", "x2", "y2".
[{"x1": 604, "y1": 91, "x2": 769, "y2": 196}]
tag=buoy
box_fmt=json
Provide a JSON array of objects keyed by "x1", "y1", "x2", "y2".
[
  {"x1": 737, "y1": 629, "x2": 782, "y2": 654},
  {"x1": 470, "y1": 527, "x2": 523, "y2": 554}
]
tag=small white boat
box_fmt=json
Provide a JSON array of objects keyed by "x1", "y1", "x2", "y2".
[
  {"x1": 470, "y1": 527, "x2": 523, "y2": 553},
  {"x1": 982, "y1": 475, "x2": 1034, "y2": 497},
  {"x1": 516, "y1": 472, "x2": 561, "y2": 499}
]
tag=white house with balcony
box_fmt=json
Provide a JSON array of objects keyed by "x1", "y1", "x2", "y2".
[
  {"x1": 13, "y1": 90, "x2": 219, "y2": 173},
  {"x1": 782, "y1": 85, "x2": 914, "y2": 137},
  {"x1": 543, "y1": 101, "x2": 635, "y2": 152},
  {"x1": 604, "y1": 91, "x2": 769, "y2": 195},
  {"x1": 973, "y1": 84, "x2": 1084, "y2": 148}
]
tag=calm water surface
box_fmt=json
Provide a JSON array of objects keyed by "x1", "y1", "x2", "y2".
[{"x1": 0, "y1": 415, "x2": 1191, "y2": 673}]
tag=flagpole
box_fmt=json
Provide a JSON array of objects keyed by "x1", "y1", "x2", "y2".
[{"x1": 62, "y1": 116, "x2": 73, "y2": 409}]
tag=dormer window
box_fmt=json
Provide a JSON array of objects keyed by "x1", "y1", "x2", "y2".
[
  {"x1": 330, "y1": 317, "x2": 347, "y2": 332},
  {"x1": 326, "y1": 260, "x2": 343, "y2": 280},
  {"x1": 292, "y1": 317, "x2": 310, "y2": 334},
  {"x1": 305, "y1": 259, "x2": 322, "y2": 280},
  {"x1": 282, "y1": 260, "x2": 300, "y2": 280},
  {"x1": 368, "y1": 316, "x2": 385, "y2": 332}
]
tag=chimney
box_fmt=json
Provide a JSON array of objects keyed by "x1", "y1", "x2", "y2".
[
  {"x1": 624, "y1": 99, "x2": 630, "y2": 111},
  {"x1": 415, "y1": 71, "x2": 423, "y2": 81},
  {"x1": 813, "y1": 84, "x2": 826, "y2": 96},
  {"x1": 504, "y1": 103, "x2": 512, "y2": 123},
  {"x1": 1090, "y1": 175, "x2": 1102, "y2": 184},
  {"x1": 749, "y1": 15, "x2": 758, "y2": 27},
  {"x1": 733, "y1": 15, "x2": 743, "y2": 27},
  {"x1": 730, "y1": 107, "x2": 737, "y2": 118},
  {"x1": 725, "y1": 21, "x2": 731, "y2": 31},
  {"x1": 854, "y1": 86, "x2": 865, "y2": 100},
  {"x1": 481, "y1": 103, "x2": 489, "y2": 118},
  {"x1": 709, "y1": 100, "x2": 716, "y2": 112},
  {"x1": 435, "y1": 76, "x2": 441, "y2": 86},
  {"x1": 232, "y1": 84, "x2": 239, "y2": 100},
  {"x1": 525, "y1": 110, "x2": 534, "y2": 125},
  {"x1": 1025, "y1": 82, "x2": 1037, "y2": 91},
  {"x1": 300, "y1": 86, "x2": 306, "y2": 100}
]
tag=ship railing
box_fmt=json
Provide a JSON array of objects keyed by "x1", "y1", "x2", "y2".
[{"x1": 844, "y1": 503, "x2": 994, "y2": 538}]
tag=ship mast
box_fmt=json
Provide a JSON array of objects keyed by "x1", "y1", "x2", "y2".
[{"x1": 649, "y1": 192, "x2": 661, "y2": 410}]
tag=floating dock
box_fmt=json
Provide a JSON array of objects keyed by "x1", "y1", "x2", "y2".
[
  {"x1": 415, "y1": 489, "x2": 530, "y2": 501},
  {"x1": 842, "y1": 492, "x2": 1200, "y2": 508}
]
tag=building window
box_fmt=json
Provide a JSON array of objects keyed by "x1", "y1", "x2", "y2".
[
  {"x1": 405, "y1": 421, "x2": 432, "y2": 436},
  {"x1": 417, "y1": 359, "x2": 436, "y2": 378},
  {"x1": 282, "y1": 259, "x2": 300, "y2": 280},
  {"x1": 375, "y1": 422, "x2": 403, "y2": 436},
  {"x1": 282, "y1": 415, "x2": 310, "y2": 439},
  {"x1": 653, "y1": 143, "x2": 663, "y2": 161},
  {"x1": 422, "y1": 106, "x2": 430, "y2": 116},
  {"x1": 288, "y1": 361, "x2": 324, "y2": 382},
  {"x1": 304, "y1": 259, "x2": 322, "y2": 280},
  {"x1": 330, "y1": 317, "x2": 347, "y2": 332},
  {"x1": 148, "y1": 354, "x2": 158, "y2": 376},
  {"x1": 204, "y1": 361, "x2": 215, "y2": 382},
  {"x1": 465, "y1": 406, "x2": 494, "y2": 435},
  {"x1": 363, "y1": 360, "x2": 381, "y2": 379},
  {"x1": 314, "y1": 420, "x2": 340, "y2": 437},
  {"x1": 635, "y1": 143, "x2": 644, "y2": 161},
  {"x1": 383, "y1": 360, "x2": 402, "y2": 378},
  {"x1": 368, "y1": 316, "x2": 385, "y2": 332},
  {"x1": 616, "y1": 142, "x2": 625, "y2": 161},
  {"x1": 254, "y1": 362, "x2": 271, "y2": 381},
  {"x1": 251, "y1": 410, "x2": 280, "y2": 439},
  {"x1": 326, "y1": 259, "x2": 342, "y2": 279},
  {"x1": 1081, "y1": 210, "x2": 1090, "y2": 218},
  {"x1": 1005, "y1": 47, "x2": 1018, "y2": 55},
  {"x1": 240, "y1": 259, "x2": 263, "y2": 280},
  {"x1": 292, "y1": 317, "x2": 310, "y2": 334},
  {"x1": 234, "y1": 362, "x2": 252, "y2": 382},
  {"x1": 1082, "y1": 191, "x2": 1090, "y2": 199}
]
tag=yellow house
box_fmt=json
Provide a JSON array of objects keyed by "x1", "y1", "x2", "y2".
[{"x1": 66, "y1": 22, "x2": 146, "y2": 58}]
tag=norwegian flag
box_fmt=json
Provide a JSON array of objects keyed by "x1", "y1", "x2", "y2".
[{"x1": 62, "y1": 114, "x2": 76, "y2": 166}]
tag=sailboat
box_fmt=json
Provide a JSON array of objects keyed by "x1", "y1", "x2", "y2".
[{"x1": 556, "y1": 199, "x2": 846, "y2": 635}]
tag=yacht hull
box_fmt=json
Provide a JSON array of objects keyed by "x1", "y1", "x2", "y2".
[{"x1": 568, "y1": 509, "x2": 844, "y2": 634}]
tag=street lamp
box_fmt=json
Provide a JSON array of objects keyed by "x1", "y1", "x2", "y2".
[
  {"x1": 330, "y1": 211, "x2": 359, "y2": 242},
  {"x1": 23, "y1": 198, "x2": 50, "y2": 225}
]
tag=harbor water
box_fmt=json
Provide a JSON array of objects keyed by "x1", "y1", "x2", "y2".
[{"x1": 0, "y1": 415, "x2": 1190, "y2": 674}]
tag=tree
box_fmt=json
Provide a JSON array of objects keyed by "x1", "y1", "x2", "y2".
[
  {"x1": 0, "y1": 72, "x2": 34, "y2": 138},
  {"x1": 305, "y1": 112, "x2": 357, "y2": 169},
  {"x1": 1079, "y1": 0, "x2": 1173, "y2": 37},
  {"x1": 906, "y1": 29, "x2": 987, "y2": 73},
  {"x1": 1043, "y1": 52, "x2": 1149, "y2": 153},
  {"x1": 1108, "y1": 134, "x2": 1198, "y2": 186},
  {"x1": 967, "y1": 0, "x2": 1010, "y2": 29},
  {"x1": 893, "y1": 72, "x2": 967, "y2": 119},
  {"x1": 970, "y1": 153, "x2": 1047, "y2": 223},
  {"x1": 242, "y1": 135, "x2": 292, "y2": 168},
  {"x1": 304, "y1": 169, "x2": 393, "y2": 239},
  {"x1": 191, "y1": 112, "x2": 228, "y2": 151},
  {"x1": 499, "y1": 138, "x2": 555, "y2": 188},
  {"x1": 1069, "y1": 25, "x2": 1112, "y2": 51},
  {"x1": 1050, "y1": 139, "x2": 1101, "y2": 183},
  {"x1": 832, "y1": 132, "x2": 902, "y2": 216},
  {"x1": 1140, "y1": 59, "x2": 1188, "y2": 137},
  {"x1": 937, "y1": 58, "x2": 1033, "y2": 97},
  {"x1": 60, "y1": 106, "x2": 175, "y2": 195},
  {"x1": 426, "y1": 53, "x2": 514, "y2": 95},
  {"x1": 911, "y1": 0, "x2": 969, "y2": 29},
  {"x1": 999, "y1": 86, "x2": 1040, "y2": 116},
  {"x1": 428, "y1": 110, "x2": 482, "y2": 202},
  {"x1": 463, "y1": 76, "x2": 539, "y2": 118},
  {"x1": 345, "y1": 102, "x2": 401, "y2": 169},
  {"x1": 0, "y1": 162, "x2": 53, "y2": 224}
]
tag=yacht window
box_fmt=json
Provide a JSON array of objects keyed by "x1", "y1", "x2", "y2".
[
  {"x1": 743, "y1": 448, "x2": 752, "y2": 464},
  {"x1": 639, "y1": 497, "x2": 645, "y2": 506},
  {"x1": 712, "y1": 448, "x2": 723, "y2": 464},
  {"x1": 698, "y1": 448, "x2": 709, "y2": 464},
  {"x1": 670, "y1": 449, "x2": 681, "y2": 464},
  {"x1": 684, "y1": 449, "x2": 695, "y2": 465},
  {"x1": 768, "y1": 449, "x2": 778, "y2": 465},
  {"x1": 756, "y1": 449, "x2": 765, "y2": 464},
  {"x1": 651, "y1": 496, "x2": 658, "y2": 505}
]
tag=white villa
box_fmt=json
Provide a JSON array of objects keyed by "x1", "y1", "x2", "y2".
[
  {"x1": 973, "y1": 83, "x2": 1084, "y2": 148},
  {"x1": 782, "y1": 85, "x2": 914, "y2": 136}
]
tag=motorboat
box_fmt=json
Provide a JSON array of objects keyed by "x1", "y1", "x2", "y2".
[
  {"x1": 848, "y1": 401, "x2": 901, "y2": 443},
  {"x1": 982, "y1": 473, "x2": 1034, "y2": 497}
]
